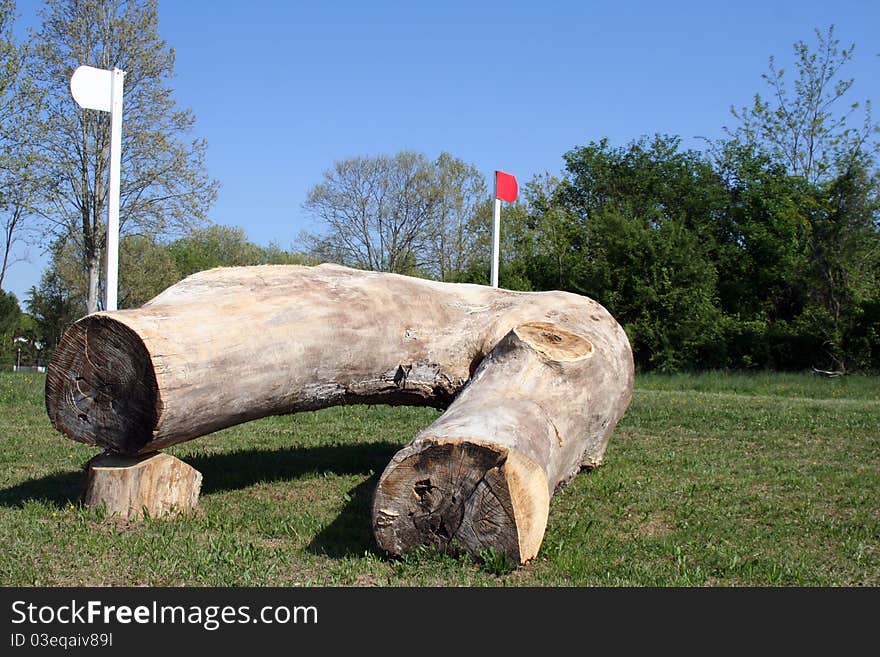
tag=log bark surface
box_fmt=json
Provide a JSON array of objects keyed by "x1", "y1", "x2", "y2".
[{"x1": 47, "y1": 264, "x2": 632, "y2": 456}]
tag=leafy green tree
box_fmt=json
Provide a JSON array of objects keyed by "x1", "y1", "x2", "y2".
[
  {"x1": 581, "y1": 207, "x2": 723, "y2": 371},
  {"x1": 0, "y1": 288, "x2": 17, "y2": 331},
  {"x1": 26, "y1": 0, "x2": 218, "y2": 313},
  {"x1": 452, "y1": 176, "x2": 576, "y2": 292},
  {"x1": 118, "y1": 233, "x2": 179, "y2": 307},
  {"x1": 167, "y1": 225, "x2": 265, "y2": 278},
  {"x1": 0, "y1": 287, "x2": 20, "y2": 367},
  {"x1": 798, "y1": 164, "x2": 880, "y2": 371},
  {"x1": 259, "y1": 241, "x2": 317, "y2": 266},
  {"x1": 25, "y1": 241, "x2": 82, "y2": 356},
  {"x1": 710, "y1": 142, "x2": 815, "y2": 368},
  {"x1": 510, "y1": 173, "x2": 581, "y2": 291},
  {"x1": 452, "y1": 197, "x2": 534, "y2": 290},
  {"x1": 728, "y1": 25, "x2": 878, "y2": 184},
  {"x1": 25, "y1": 237, "x2": 85, "y2": 354},
  {"x1": 163, "y1": 224, "x2": 317, "y2": 280},
  {"x1": 549, "y1": 136, "x2": 727, "y2": 369},
  {"x1": 561, "y1": 135, "x2": 725, "y2": 236},
  {"x1": 166, "y1": 225, "x2": 313, "y2": 277},
  {"x1": 727, "y1": 26, "x2": 880, "y2": 371},
  {"x1": 36, "y1": 231, "x2": 183, "y2": 310}
]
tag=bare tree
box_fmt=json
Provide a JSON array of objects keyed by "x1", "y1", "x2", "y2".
[
  {"x1": 304, "y1": 152, "x2": 438, "y2": 274},
  {"x1": 424, "y1": 152, "x2": 487, "y2": 280},
  {"x1": 0, "y1": 0, "x2": 40, "y2": 290},
  {"x1": 26, "y1": 0, "x2": 218, "y2": 313},
  {"x1": 304, "y1": 151, "x2": 488, "y2": 279}
]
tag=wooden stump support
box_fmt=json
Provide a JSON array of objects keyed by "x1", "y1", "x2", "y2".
[{"x1": 82, "y1": 452, "x2": 202, "y2": 521}]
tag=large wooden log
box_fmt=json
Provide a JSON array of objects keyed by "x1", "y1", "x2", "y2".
[
  {"x1": 373, "y1": 322, "x2": 622, "y2": 563},
  {"x1": 46, "y1": 263, "x2": 633, "y2": 561}
]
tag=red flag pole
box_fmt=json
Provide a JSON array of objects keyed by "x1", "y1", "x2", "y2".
[{"x1": 491, "y1": 172, "x2": 501, "y2": 288}]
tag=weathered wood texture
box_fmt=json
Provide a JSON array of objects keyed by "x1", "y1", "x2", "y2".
[
  {"x1": 374, "y1": 321, "x2": 623, "y2": 563},
  {"x1": 46, "y1": 263, "x2": 633, "y2": 561},
  {"x1": 82, "y1": 452, "x2": 202, "y2": 521}
]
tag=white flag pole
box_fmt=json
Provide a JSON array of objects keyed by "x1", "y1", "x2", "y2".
[
  {"x1": 491, "y1": 172, "x2": 501, "y2": 288},
  {"x1": 70, "y1": 64, "x2": 125, "y2": 312},
  {"x1": 105, "y1": 67, "x2": 125, "y2": 311}
]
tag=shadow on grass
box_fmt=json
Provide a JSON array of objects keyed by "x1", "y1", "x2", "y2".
[
  {"x1": 185, "y1": 443, "x2": 397, "y2": 559},
  {"x1": 0, "y1": 441, "x2": 400, "y2": 559},
  {"x1": 183, "y1": 442, "x2": 401, "y2": 559},
  {"x1": 0, "y1": 469, "x2": 83, "y2": 509},
  {"x1": 186, "y1": 441, "x2": 399, "y2": 495},
  {"x1": 306, "y1": 473, "x2": 383, "y2": 559}
]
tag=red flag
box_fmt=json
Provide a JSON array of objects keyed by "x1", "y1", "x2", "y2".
[{"x1": 495, "y1": 170, "x2": 518, "y2": 203}]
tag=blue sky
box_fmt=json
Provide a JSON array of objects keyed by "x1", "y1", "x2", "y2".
[{"x1": 5, "y1": 0, "x2": 880, "y2": 302}]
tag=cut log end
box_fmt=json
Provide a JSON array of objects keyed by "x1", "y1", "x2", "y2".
[
  {"x1": 373, "y1": 439, "x2": 550, "y2": 564},
  {"x1": 513, "y1": 321, "x2": 594, "y2": 362},
  {"x1": 46, "y1": 315, "x2": 158, "y2": 454},
  {"x1": 82, "y1": 452, "x2": 202, "y2": 521}
]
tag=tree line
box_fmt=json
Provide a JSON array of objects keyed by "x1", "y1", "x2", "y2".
[
  {"x1": 0, "y1": 5, "x2": 876, "y2": 374},
  {"x1": 297, "y1": 27, "x2": 879, "y2": 373},
  {"x1": 296, "y1": 130, "x2": 878, "y2": 373}
]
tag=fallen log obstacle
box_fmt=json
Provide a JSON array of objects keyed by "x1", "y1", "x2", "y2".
[{"x1": 46, "y1": 264, "x2": 633, "y2": 562}]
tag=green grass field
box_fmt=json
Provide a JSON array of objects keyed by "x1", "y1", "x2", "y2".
[{"x1": 0, "y1": 371, "x2": 877, "y2": 586}]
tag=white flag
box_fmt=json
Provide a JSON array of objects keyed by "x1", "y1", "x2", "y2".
[{"x1": 70, "y1": 65, "x2": 112, "y2": 112}]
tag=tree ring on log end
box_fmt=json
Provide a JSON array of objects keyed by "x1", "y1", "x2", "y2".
[
  {"x1": 46, "y1": 315, "x2": 158, "y2": 454},
  {"x1": 373, "y1": 438, "x2": 549, "y2": 564},
  {"x1": 514, "y1": 321, "x2": 594, "y2": 362}
]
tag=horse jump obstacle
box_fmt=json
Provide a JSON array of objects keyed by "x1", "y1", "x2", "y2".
[{"x1": 46, "y1": 264, "x2": 633, "y2": 563}]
